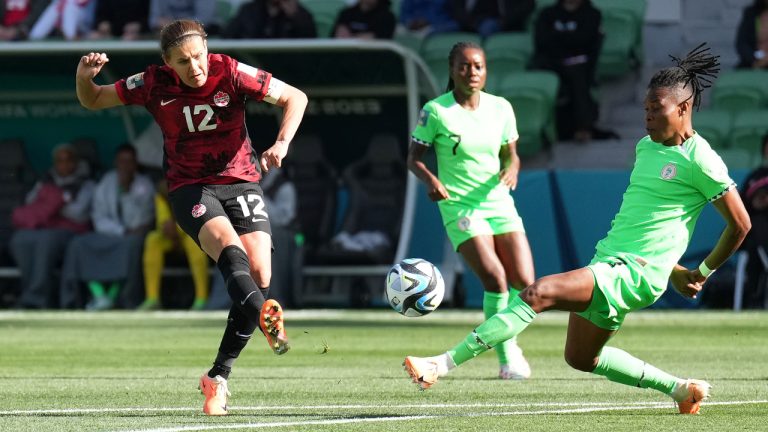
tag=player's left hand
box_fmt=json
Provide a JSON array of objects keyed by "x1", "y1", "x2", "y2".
[
  {"x1": 670, "y1": 266, "x2": 706, "y2": 299},
  {"x1": 260, "y1": 140, "x2": 289, "y2": 172},
  {"x1": 499, "y1": 167, "x2": 518, "y2": 190}
]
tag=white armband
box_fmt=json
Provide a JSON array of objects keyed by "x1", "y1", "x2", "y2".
[
  {"x1": 698, "y1": 261, "x2": 715, "y2": 277},
  {"x1": 263, "y1": 77, "x2": 286, "y2": 105}
]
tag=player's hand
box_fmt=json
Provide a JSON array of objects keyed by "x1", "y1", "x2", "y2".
[
  {"x1": 670, "y1": 266, "x2": 706, "y2": 299},
  {"x1": 499, "y1": 167, "x2": 518, "y2": 190},
  {"x1": 260, "y1": 140, "x2": 289, "y2": 173},
  {"x1": 427, "y1": 179, "x2": 450, "y2": 202},
  {"x1": 77, "y1": 52, "x2": 109, "y2": 81}
]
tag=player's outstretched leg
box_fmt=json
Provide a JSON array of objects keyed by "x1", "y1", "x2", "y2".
[
  {"x1": 260, "y1": 299, "x2": 289, "y2": 354},
  {"x1": 199, "y1": 374, "x2": 230, "y2": 416}
]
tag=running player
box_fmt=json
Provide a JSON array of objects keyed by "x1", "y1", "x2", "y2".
[
  {"x1": 408, "y1": 41, "x2": 535, "y2": 380},
  {"x1": 75, "y1": 19, "x2": 308, "y2": 415},
  {"x1": 403, "y1": 43, "x2": 752, "y2": 414}
]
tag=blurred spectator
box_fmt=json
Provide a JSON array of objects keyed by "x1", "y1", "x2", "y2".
[
  {"x1": 736, "y1": 0, "x2": 768, "y2": 69},
  {"x1": 0, "y1": 0, "x2": 48, "y2": 41},
  {"x1": 397, "y1": 0, "x2": 458, "y2": 36},
  {"x1": 532, "y1": 0, "x2": 602, "y2": 142},
  {"x1": 60, "y1": 144, "x2": 155, "y2": 310},
  {"x1": 225, "y1": 0, "x2": 315, "y2": 39},
  {"x1": 149, "y1": 0, "x2": 217, "y2": 35},
  {"x1": 28, "y1": 0, "x2": 95, "y2": 40},
  {"x1": 88, "y1": 0, "x2": 149, "y2": 40},
  {"x1": 9, "y1": 143, "x2": 94, "y2": 309},
  {"x1": 739, "y1": 132, "x2": 768, "y2": 308},
  {"x1": 333, "y1": 0, "x2": 395, "y2": 40},
  {"x1": 447, "y1": 0, "x2": 534, "y2": 37},
  {"x1": 139, "y1": 178, "x2": 210, "y2": 310}
]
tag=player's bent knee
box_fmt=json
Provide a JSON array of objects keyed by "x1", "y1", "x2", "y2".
[
  {"x1": 564, "y1": 351, "x2": 598, "y2": 372},
  {"x1": 520, "y1": 278, "x2": 557, "y2": 309}
]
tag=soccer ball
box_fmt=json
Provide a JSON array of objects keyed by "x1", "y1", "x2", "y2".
[{"x1": 385, "y1": 258, "x2": 445, "y2": 317}]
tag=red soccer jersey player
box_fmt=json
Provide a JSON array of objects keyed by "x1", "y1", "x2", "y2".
[{"x1": 75, "y1": 19, "x2": 308, "y2": 416}]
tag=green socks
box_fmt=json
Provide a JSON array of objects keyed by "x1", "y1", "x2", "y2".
[
  {"x1": 592, "y1": 346, "x2": 678, "y2": 395},
  {"x1": 449, "y1": 294, "x2": 537, "y2": 366},
  {"x1": 483, "y1": 291, "x2": 520, "y2": 365}
]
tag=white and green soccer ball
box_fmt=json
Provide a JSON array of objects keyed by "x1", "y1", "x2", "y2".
[{"x1": 385, "y1": 258, "x2": 445, "y2": 317}]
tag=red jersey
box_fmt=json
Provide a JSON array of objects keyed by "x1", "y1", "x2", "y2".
[{"x1": 115, "y1": 53, "x2": 272, "y2": 191}]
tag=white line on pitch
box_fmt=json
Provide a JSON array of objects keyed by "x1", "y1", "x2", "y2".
[{"x1": 110, "y1": 400, "x2": 768, "y2": 432}]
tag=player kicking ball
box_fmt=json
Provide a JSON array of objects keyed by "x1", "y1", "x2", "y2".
[
  {"x1": 404, "y1": 43, "x2": 751, "y2": 415},
  {"x1": 76, "y1": 19, "x2": 307, "y2": 415}
]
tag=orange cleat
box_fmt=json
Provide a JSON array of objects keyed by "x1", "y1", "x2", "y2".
[
  {"x1": 403, "y1": 356, "x2": 439, "y2": 390},
  {"x1": 198, "y1": 374, "x2": 230, "y2": 416},
  {"x1": 260, "y1": 299, "x2": 290, "y2": 355},
  {"x1": 673, "y1": 379, "x2": 712, "y2": 414}
]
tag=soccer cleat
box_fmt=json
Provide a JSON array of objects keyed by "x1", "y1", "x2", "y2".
[
  {"x1": 198, "y1": 374, "x2": 230, "y2": 416},
  {"x1": 403, "y1": 356, "x2": 439, "y2": 390},
  {"x1": 259, "y1": 299, "x2": 290, "y2": 355},
  {"x1": 499, "y1": 341, "x2": 531, "y2": 380},
  {"x1": 672, "y1": 379, "x2": 712, "y2": 414}
]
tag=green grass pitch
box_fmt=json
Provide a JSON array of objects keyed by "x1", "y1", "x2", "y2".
[{"x1": 0, "y1": 309, "x2": 766, "y2": 431}]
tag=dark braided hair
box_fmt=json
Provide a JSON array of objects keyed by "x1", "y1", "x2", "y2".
[
  {"x1": 446, "y1": 41, "x2": 484, "y2": 92},
  {"x1": 648, "y1": 43, "x2": 720, "y2": 111}
]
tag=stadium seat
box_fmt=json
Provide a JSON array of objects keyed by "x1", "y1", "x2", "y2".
[
  {"x1": 301, "y1": 0, "x2": 347, "y2": 37},
  {"x1": 420, "y1": 32, "x2": 483, "y2": 85},
  {"x1": 394, "y1": 32, "x2": 423, "y2": 55},
  {"x1": 593, "y1": 0, "x2": 645, "y2": 80},
  {"x1": 693, "y1": 109, "x2": 732, "y2": 149},
  {"x1": 729, "y1": 110, "x2": 768, "y2": 156},
  {"x1": 718, "y1": 148, "x2": 757, "y2": 170},
  {"x1": 496, "y1": 71, "x2": 559, "y2": 156},
  {"x1": 483, "y1": 32, "x2": 533, "y2": 83},
  {"x1": 712, "y1": 70, "x2": 768, "y2": 112}
]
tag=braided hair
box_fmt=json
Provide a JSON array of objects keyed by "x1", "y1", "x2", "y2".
[
  {"x1": 648, "y1": 43, "x2": 720, "y2": 111},
  {"x1": 446, "y1": 41, "x2": 484, "y2": 92}
]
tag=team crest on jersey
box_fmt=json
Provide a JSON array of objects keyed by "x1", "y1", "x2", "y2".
[
  {"x1": 191, "y1": 203, "x2": 207, "y2": 218},
  {"x1": 126, "y1": 72, "x2": 145, "y2": 90},
  {"x1": 661, "y1": 163, "x2": 677, "y2": 180},
  {"x1": 213, "y1": 91, "x2": 230, "y2": 107},
  {"x1": 418, "y1": 109, "x2": 430, "y2": 127},
  {"x1": 457, "y1": 216, "x2": 471, "y2": 232}
]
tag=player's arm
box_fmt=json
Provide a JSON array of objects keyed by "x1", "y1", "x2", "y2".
[
  {"x1": 76, "y1": 52, "x2": 123, "y2": 110},
  {"x1": 260, "y1": 82, "x2": 308, "y2": 172},
  {"x1": 670, "y1": 189, "x2": 751, "y2": 298},
  {"x1": 499, "y1": 139, "x2": 520, "y2": 190},
  {"x1": 407, "y1": 141, "x2": 449, "y2": 202}
]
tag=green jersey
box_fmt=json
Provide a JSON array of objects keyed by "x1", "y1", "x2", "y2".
[
  {"x1": 592, "y1": 133, "x2": 735, "y2": 292},
  {"x1": 411, "y1": 91, "x2": 519, "y2": 222}
]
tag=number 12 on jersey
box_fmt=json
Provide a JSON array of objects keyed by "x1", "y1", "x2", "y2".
[{"x1": 182, "y1": 104, "x2": 218, "y2": 132}]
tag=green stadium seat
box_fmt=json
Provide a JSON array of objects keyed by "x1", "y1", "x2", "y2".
[
  {"x1": 712, "y1": 70, "x2": 768, "y2": 112},
  {"x1": 730, "y1": 109, "x2": 768, "y2": 157},
  {"x1": 693, "y1": 109, "x2": 732, "y2": 149},
  {"x1": 718, "y1": 148, "x2": 758, "y2": 170},
  {"x1": 301, "y1": 0, "x2": 347, "y2": 37},
  {"x1": 597, "y1": 8, "x2": 640, "y2": 80},
  {"x1": 593, "y1": 0, "x2": 645, "y2": 74},
  {"x1": 483, "y1": 32, "x2": 533, "y2": 79},
  {"x1": 420, "y1": 32, "x2": 483, "y2": 83},
  {"x1": 496, "y1": 71, "x2": 559, "y2": 156},
  {"x1": 393, "y1": 32, "x2": 423, "y2": 54}
]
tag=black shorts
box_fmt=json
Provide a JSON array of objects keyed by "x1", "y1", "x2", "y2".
[{"x1": 169, "y1": 182, "x2": 272, "y2": 246}]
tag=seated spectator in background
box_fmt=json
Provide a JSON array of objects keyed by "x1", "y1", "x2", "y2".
[
  {"x1": 532, "y1": 0, "x2": 602, "y2": 142},
  {"x1": 10, "y1": 143, "x2": 94, "y2": 309},
  {"x1": 0, "y1": 0, "x2": 48, "y2": 41},
  {"x1": 222, "y1": 0, "x2": 267, "y2": 39},
  {"x1": 447, "y1": 0, "x2": 534, "y2": 36},
  {"x1": 333, "y1": 0, "x2": 396, "y2": 40},
  {"x1": 149, "y1": 0, "x2": 217, "y2": 35},
  {"x1": 736, "y1": 0, "x2": 768, "y2": 69},
  {"x1": 28, "y1": 0, "x2": 95, "y2": 40},
  {"x1": 60, "y1": 144, "x2": 155, "y2": 310},
  {"x1": 739, "y1": 133, "x2": 768, "y2": 308},
  {"x1": 88, "y1": 0, "x2": 149, "y2": 40},
  {"x1": 397, "y1": 0, "x2": 458, "y2": 36},
  {"x1": 139, "y1": 178, "x2": 210, "y2": 310},
  {"x1": 263, "y1": 0, "x2": 316, "y2": 38}
]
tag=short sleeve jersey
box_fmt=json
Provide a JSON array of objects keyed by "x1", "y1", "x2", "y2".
[
  {"x1": 115, "y1": 53, "x2": 271, "y2": 192},
  {"x1": 411, "y1": 91, "x2": 519, "y2": 221},
  {"x1": 593, "y1": 133, "x2": 735, "y2": 291}
]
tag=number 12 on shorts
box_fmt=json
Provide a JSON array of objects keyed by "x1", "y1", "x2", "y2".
[{"x1": 236, "y1": 194, "x2": 268, "y2": 222}]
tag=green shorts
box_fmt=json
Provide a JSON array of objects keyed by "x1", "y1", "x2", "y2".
[
  {"x1": 444, "y1": 213, "x2": 525, "y2": 251},
  {"x1": 578, "y1": 257, "x2": 661, "y2": 331}
]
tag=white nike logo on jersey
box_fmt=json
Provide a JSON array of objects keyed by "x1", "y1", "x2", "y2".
[{"x1": 160, "y1": 99, "x2": 176, "y2": 106}]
